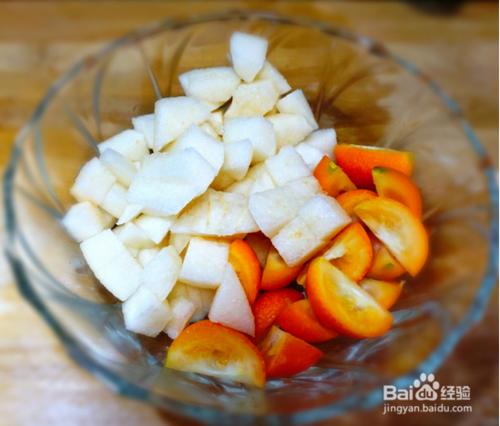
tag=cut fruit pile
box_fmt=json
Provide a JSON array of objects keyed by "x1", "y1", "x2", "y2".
[{"x1": 63, "y1": 31, "x2": 429, "y2": 388}]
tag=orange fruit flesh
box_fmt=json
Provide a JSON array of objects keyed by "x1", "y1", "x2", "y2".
[
  {"x1": 354, "y1": 198, "x2": 429, "y2": 276},
  {"x1": 322, "y1": 222, "x2": 373, "y2": 282},
  {"x1": 278, "y1": 299, "x2": 337, "y2": 343},
  {"x1": 253, "y1": 289, "x2": 303, "y2": 341},
  {"x1": 259, "y1": 326, "x2": 323, "y2": 378},
  {"x1": 368, "y1": 237, "x2": 407, "y2": 280},
  {"x1": 306, "y1": 258, "x2": 393, "y2": 338},
  {"x1": 261, "y1": 247, "x2": 303, "y2": 290},
  {"x1": 336, "y1": 189, "x2": 377, "y2": 217},
  {"x1": 313, "y1": 155, "x2": 356, "y2": 196},
  {"x1": 372, "y1": 167, "x2": 422, "y2": 217},
  {"x1": 360, "y1": 278, "x2": 404, "y2": 310},
  {"x1": 166, "y1": 320, "x2": 266, "y2": 388},
  {"x1": 335, "y1": 144, "x2": 414, "y2": 188},
  {"x1": 229, "y1": 239, "x2": 262, "y2": 304}
]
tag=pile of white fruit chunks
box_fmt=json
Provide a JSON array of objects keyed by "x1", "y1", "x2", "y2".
[{"x1": 63, "y1": 32, "x2": 345, "y2": 372}]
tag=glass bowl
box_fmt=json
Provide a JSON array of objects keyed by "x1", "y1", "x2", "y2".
[{"x1": 4, "y1": 11, "x2": 498, "y2": 425}]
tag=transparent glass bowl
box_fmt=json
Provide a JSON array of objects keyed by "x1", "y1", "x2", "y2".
[{"x1": 4, "y1": 12, "x2": 498, "y2": 425}]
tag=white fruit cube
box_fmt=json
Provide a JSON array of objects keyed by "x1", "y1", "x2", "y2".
[
  {"x1": 277, "y1": 89, "x2": 318, "y2": 130},
  {"x1": 267, "y1": 113, "x2": 314, "y2": 148},
  {"x1": 164, "y1": 297, "x2": 195, "y2": 339},
  {"x1": 168, "y1": 125, "x2": 224, "y2": 173},
  {"x1": 80, "y1": 230, "x2": 142, "y2": 301},
  {"x1": 141, "y1": 246, "x2": 181, "y2": 301},
  {"x1": 98, "y1": 129, "x2": 148, "y2": 161},
  {"x1": 137, "y1": 247, "x2": 160, "y2": 267},
  {"x1": 100, "y1": 149, "x2": 136, "y2": 186},
  {"x1": 271, "y1": 195, "x2": 351, "y2": 266},
  {"x1": 179, "y1": 237, "x2": 229, "y2": 288},
  {"x1": 100, "y1": 183, "x2": 127, "y2": 218},
  {"x1": 179, "y1": 67, "x2": 240, "y2": 105},
  {"x1": 169, "y1": 233, "x2": 191, "y2": 254},
  {"x1": 208, "y1": 264, "x2": 255, "y2": 336},
  {"x1": 62, "y1": 201, "x2": 114, "y2": 242},
  {"x1": 199, "y1": 122, "x2": 219, "y2": 139},
  {"x1": 257, "y1": 61, "x2": 291, "y2": 95},
  {"x1": 224, "y1": 116, "x2": 276, "y2": 163},
  {"x1": 135, "y1": 215, "x2": 173, "y2": 244},
  {"x1": 221, "y1": 139, "x2": 252, "y2": 180},
  {"x1": 122, "y1": 287, "x2": 171, "y2": 337},
  {"x1": 225, "y1": 80, "x2": 279, "y2": 118},
  {"x1": 230, "y1": 32, "x2": 268, "y2": 83},
  {"x1": 304, "y1": 128, "x2": 337, "y2": 157},
  {"x1": 117, "y1": 204, "x2": 143, "y2": 225},
  {"x1": 172, "y1": 190, "x2": 258, "y2": 236},
  {"x1": 208, "y1": 111, "x2": 224, "y2": 135},
  {"x1": 249, "y1": 163, "x2": 276, "y2": 194},
  {"x1": 211, "y1": 171, "x2": 235, "y2": 191},
  {"x1": 127, "y1": 149, "x2": 217, "y2": 216},
  {"x1": 131, "y1": 113, "x2": 155, "y2": 149},
  {"x1": 295, "y1": 143, "x2": 324, "y2": 170},
  {"x1": 70, "y1": 158, "x2": 116, "y2": 204},
  {"x1": 249, "y1": 176, "x2": 320, "y2": 238},
  {"x1": 265, "y1": 146, "x2": 311, "y2": 186},
  {"x1": 154, "y1": 96, "x2": 210, "y2": 151},
  {"x1": 185, "y1": 285, "x2": 215, "y2": 322},
  {"x1": 113, "y1": 222, "x2": 155, "y2": 249}
]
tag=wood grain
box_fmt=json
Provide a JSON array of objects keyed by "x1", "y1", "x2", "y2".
[{"x1": 0, "y1": 2, "x2": 497, "y2": 426}]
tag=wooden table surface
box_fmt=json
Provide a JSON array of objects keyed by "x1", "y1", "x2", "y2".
[{"x1": 0, "y1": 2, "x2": 497, "y2": 425}]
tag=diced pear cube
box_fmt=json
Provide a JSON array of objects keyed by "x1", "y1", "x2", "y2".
[
  {"x1": 199, "y1": 122, "x2": 219, "y2": 139},
  {"x1": 164, "y1": 297, "x2": 195, "y2": 339},
  {"x1": 249, "y1": 163, "x2": 276, "y2": 194},
  {"x1": 224, "y1": 116, "x2": 276, "y2": 163},
  {"x1": 209, "y1": 264, "x2": 255, "y2": 336},
  {"x1": 135, "y1": 215, "x2": 173, "y2": 244},
  {"x1": 208, "y1": 111, "x2": 224, "y2": 135},
  {"x1": 230, "y1": 32, "x2": 268, "y2": 83},
  {"x1": 172, "y1": 190, "x2": 258, "y2": 236},
  {"x1": 271, "y1": 195, "x2": 351, "y2": 266},
  {"x1": 80, "y1": 230, "x2": 142, "y2": 301},
  {"x1": 225, "y1": 80, "x2": 279, "y2": 118},
  {"x1": 127, "y1": 149, "x2": 217, "y2": 216},
  {"x1": 117, "y1": 204, "x2": 143, "y2": 225},
  {"x1": 62, "y1": 201, "x2": 114, "y2": 242},
  {"x1": 168, "y1": 125, "x2": 224, "y2": 173},
  {"x1": 295, "y1": 142, "x2": 324, "y2": 170},
  {"x1": 142, "y1": 246, "x2": 181, "y2": 301},
  {"x1": 277, "y1": 89, "x2": 318, "y2": 130},
  {"x1": 179, "y1": 237, "x2": 229, "y2": 288},
  {"x1": 179, "y1": 67, "x2": 240, "y2": 105},
  {"x1": 113, "y1": 222, "x2": 155, "y2": 249},
  {"x1": 123, "y1": 287, "x2": 171, "y2": 337},
  {"x1": 265, "y1": 146, "x2": 311, "y2": 186},
  {"x1": 249, "y1": 176, "x2": 320, "y2": 238},
  {"x1": 131, "y1": 113, "x2": 155, "y2": 149},
  {"x1": 169, "y1": 233, "x2": 191, "y2": 255},
  {"x1": 154, "y1": 96, "x2": 210, "y2": 151},
  {"x1": 184, "y1": 285, "x2": 215, "y2": 322},
  {"x1": 70, "y1": 158, "x2": 116, "y2": 204},
  {"x1": 100, "y1": 183, "x2": 127, "y2": 218},
  {"x1": 98, "y1": 129, "x2": 148, "y2": 161},
  {"x1": 267, "y1": 113, "x2": 314, "y2": 148},
  {"x1": 100, "y1": 149, "x2": 136, "y2": 186},
  {"x1": 137, "y1": 248, "x2": 160, "y2": 267},
  {"x1": 220, "y1": 139, "x2": 252, "y2": 181},
  {"x1": 257, "y1": 61, "x2": 291, "y2": 95},
  {"x1": 304, "y1": 128, "x2": 337, "y2": 157}
]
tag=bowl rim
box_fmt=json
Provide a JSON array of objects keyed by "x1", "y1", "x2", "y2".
[{"x1": 3, "y1": 10, "x2": 498, "y2": 425}]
